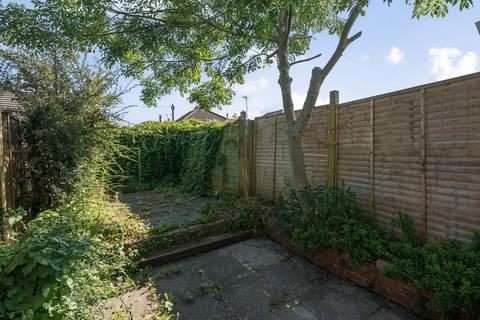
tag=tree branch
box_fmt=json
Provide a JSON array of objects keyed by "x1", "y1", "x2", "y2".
[
  {"x1": 265, "y1": 49, "x2": 278, "y2": 62},
  {"x1": 276, "y1": 7, "x2": 296, "y2": 130},
  {"x1": 285, "y1": 6, "x2": 293, "y2": 40},
  {"x1": 295, "y1": 1, "x2": 363, "y2": 135},
  {"x1": 290, "y1": 53, "x2": 322, "y2": 66},
  {"x1": 320, "y1": 5, "x2": 363, "y2": 78}
]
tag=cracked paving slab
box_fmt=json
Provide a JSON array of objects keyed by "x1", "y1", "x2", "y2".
[{"x1": 151, "y1": 238, "x2": 418, "y2": 320}]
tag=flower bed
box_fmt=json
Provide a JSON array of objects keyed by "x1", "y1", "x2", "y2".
[{"x1": 264, "y1": 223, "x2": 476, "y2": 319}]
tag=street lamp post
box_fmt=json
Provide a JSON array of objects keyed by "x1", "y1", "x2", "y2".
[{"x1": 242, "y1": 96, "x2": 248, "y2": 119}]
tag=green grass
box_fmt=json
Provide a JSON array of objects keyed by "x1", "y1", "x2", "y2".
[{"x1": 159, "y1": 265, "x2": 181, "y2": 279}]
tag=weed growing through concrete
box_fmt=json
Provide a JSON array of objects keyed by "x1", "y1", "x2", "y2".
[
  {"x1": 270, "y1": 294, "x2": 286, "y2": 307},
  {"x1": 182, "y1": 291, "x2": 195, "y2": 303},
  {"x1": 160, "y1": 265, "x2": 181, "y2": 278},
  {"x1": 210, "y1": 282, "x2": 224, "y2": 301}
]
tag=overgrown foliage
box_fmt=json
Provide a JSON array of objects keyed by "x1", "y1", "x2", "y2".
[
  {"x1": 0, "y1": 49, "x2": 123, "y2": 213},
  {"x1": 199, "y1": 193, "x2": 267, "y2": 232},
  {"x1": 0, "y1": 49, "x2": 150, "y2": 319},
  {"x1": 115, "y1": 120, "x2": 225, "y2": 195},
  {"x1": 384, "y1": 223, "x2": 480, "y2": 319},
  {"x1": 0, "y1": 183, "x2": 146, "y2": 319},
  {"x1": 136, "y1": 191, "x2": 268, "y2": 257},
  {"x1": 274, "y1": 187, "x2": 388, "y2": 265},
  {"x1": 270, "y1": 186, "x2": 480, "y2": 318}
]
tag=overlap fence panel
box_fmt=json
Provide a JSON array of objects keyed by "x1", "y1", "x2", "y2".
[
  {"x1": 250, "y1": 73, "x2": 480, "y2": 243},
  {"x1": 425, "y1": 77, "x2": 480, "y2": 243},
  {"x1": 211, "y1": 124, "x2": 241, "y2": 194},
  {"x1": 254, "y1": 115, "x2": 276, "y2": 199}
]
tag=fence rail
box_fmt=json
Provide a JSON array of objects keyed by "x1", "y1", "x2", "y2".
[{"x1": 213, "y1": 72, "x2": 480, "y2": 243}]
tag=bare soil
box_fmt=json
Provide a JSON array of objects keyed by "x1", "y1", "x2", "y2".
[{"x1": 120, "y1": 190, "x2": 212, "y2": 227}]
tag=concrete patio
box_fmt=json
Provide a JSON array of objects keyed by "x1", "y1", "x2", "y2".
[{"x1": 151, "y1": 238, "x2": 417, "y2": 320}]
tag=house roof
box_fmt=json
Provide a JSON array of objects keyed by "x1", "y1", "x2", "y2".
[
  {"x1": 0, "y1": 92, "x2": 23, "y2": 118},
  {"x1": 176, "y1": 107, "x2": 226, "y2": 122},
  {"x1": 0, "y1": 92, "x2": 20, "y2": 111},
  {"x1": 262, "y1": 109, "x2": 283, "y2": 117}
]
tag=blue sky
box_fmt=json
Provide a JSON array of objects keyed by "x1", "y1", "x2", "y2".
[
  {"x1": 121, "y1": 2, "x2": 480, "y2": 123},
  {"x1": 4, "y1": 1, "x2": 480, "y2": 123}
]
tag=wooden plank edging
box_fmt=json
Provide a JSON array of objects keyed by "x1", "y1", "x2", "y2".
[{"x1": 138, "y1": 230, "x2": 253, "y2": 268}]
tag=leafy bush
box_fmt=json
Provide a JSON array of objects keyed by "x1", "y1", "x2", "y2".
[
  {"x1": 0, "y1": 49, "x2": 147, "y2": 319},
  {"x1": 200, "y1": 193, "x2": 268, "y2": 231},
  {"x1": 274, "y1": 187, "x2": 389, "y2": 265},
  {"x1": 0, "y1": 49, "x2": 122, "y2": 213},
  {"x1": 270, "y1": 185, "x2": 480, "y2": 318},
  {"x1": 384, "y1": 231, "x2": 480, "y2": 318},
  {"x1": 115, "y1": 120, "x2": 225, "y2": 195},
  {"x1": 0, "y1": 189, "x2": 145, "y2": 319}
]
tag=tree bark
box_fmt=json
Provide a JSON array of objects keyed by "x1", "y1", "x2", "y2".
[
  {"x1": 276, "y1": 26, "x2": 312, "y2": 216},
  {"x1": 274, "y1": 4, "x2": 363, "y2": 219}
]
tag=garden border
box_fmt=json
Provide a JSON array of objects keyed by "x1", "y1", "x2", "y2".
[{"x1": 263, "y1": 223, "x2": 449, "y2": 319}]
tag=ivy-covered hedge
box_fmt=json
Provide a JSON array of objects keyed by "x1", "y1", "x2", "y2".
[
  {"x1": 115, "y1": 120, "x2": 225, "y2": 194},
  {"x1": 270, "y1": 186, "x2": 480, "y2": 319}
]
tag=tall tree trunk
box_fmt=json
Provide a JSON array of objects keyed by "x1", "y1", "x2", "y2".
[
  {"x1": 276, "y1": 35, "x2": 311, "y2": 217},
  {"x1": 275, "y1": 4, "x2": 363, "y2": 219}
]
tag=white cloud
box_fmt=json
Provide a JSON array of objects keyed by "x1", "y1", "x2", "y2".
[
  {"x1": 292, "y1": 92, "x2": 306, "y2": 109},
  {"x1": 386, "y1": 47, "x2": 405, "y2": 65},
  {"x1": 238, "y1": 77, "x2": 269, "y2": 94},
  {"x1": 428, "y1": 47, "x2": 478, "y2": 81},
  {"x1": 360, "y1": 54, "x2": 370, "y2": 62},
  {"x1": 292, "y1": 92, "x2": 328, "y2": 109}
]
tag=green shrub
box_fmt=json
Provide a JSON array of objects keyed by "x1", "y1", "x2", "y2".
[
  {"x1": 200, "y1": 193, "x2": 268, "y2": 231},
  {"x1": 0, "y1": 49, "x2": 147, "y2": 319},
  {"x1": 271, "y1": 185, "x2": 480, "y2": 318},
  {"x1": 0, "y1": 49, "x2": 121, "y2": 213},
  {"x1": 384, "y1": 234, "x2": 480, "y2": 318},
  {"x1": 274, "y1": 187, "x2": 389, "y2": 265},
  {"x1": 0, "y1": 191, "x2": 145, "y2": 319},
  {"x1": 115, "y1": 120, "x2": 225, "y2": 195}
]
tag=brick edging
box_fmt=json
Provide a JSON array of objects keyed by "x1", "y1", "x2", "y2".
[{"x1": 262, "y1": 224, "x2": 438, "y2": 318}]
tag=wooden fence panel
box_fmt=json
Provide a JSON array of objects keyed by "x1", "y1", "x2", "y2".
[
  {"x1": 254, "y1": 116, "x2": 276, "y2": 199},
  {"x1": 425, "y1": 77, "x2": 480, "y2": 242},
  {"x1": 274, "y1": 115, "x2": 290, "y2": 200},
  {"x1": 250, "y1": 72, "x2": 480, "y2": 243},
  {"x1": 337, "y1": 100, "x2": 371, "y2": 213},
  {"x1": 372, "y1": 91, "x2": 423, "y2": 233},
  {"x1": 305, "y1": 107, "x2": 329, "y2": 188},
  {"x1": 211, "y1": 124, "x2": 241, "y2": 194}
]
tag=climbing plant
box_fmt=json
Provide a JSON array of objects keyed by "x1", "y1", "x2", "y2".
[{"x1": 115, "y1": 120, "x2": 225, "y2": 195}]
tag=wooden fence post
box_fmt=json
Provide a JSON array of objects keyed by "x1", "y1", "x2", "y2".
[
  {"x1": 221, "y1": 126, "x2": 228, "y2": 193},
  {"x1": 327, "y1": 91, "x2": 339, "y2": 187},
  {"x1": 272, "y1": 115, "x2": 278, "y2": 200},
  {"x1": 420, "y1": 88, "x2": 427, "y2": 241},
  {"x1": 247, "y1": 120, "x2": 255, "y2": 197},
  {"x1": 0, "y1": 114, "x2": 7, "y2": 241},
  {"x1": 239, "y1": 118, "x2": 246, "y2": 196},
  {"x1": 7, "y1": 116, "x2": 14, "y2": 209},
  {"x1": 369, "y1": 99, "x2": 375, "y2": 217}
]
